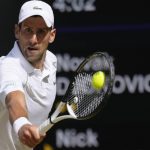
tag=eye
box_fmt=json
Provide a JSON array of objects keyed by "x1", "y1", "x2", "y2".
[
  {"x1": 22, "y1": 27, "x2": 33, "y2": 36},
  {"x1": 36, "y1": 28, "x2": 49, "y2": 39},
  {"x1": 37, "y1": 29, "x2": 47, "y2": 35},
  {"x1": 25, "y1": 27, "x2": 32, "y2": 33}
]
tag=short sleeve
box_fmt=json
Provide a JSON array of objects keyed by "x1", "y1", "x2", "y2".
[{"x1": 0, "y1": 61, "x2": 24, "y2": 107}]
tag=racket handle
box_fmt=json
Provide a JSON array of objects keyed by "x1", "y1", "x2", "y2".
[{"x1": 38, "y1": 119, "x2": 54, "y2": 135}]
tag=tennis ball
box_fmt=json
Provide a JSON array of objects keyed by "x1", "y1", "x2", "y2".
[{"x1": 92, "y1": 71, "x2": 105, "y2": 90}]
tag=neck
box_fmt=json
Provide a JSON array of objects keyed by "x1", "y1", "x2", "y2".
[
  {"x1": 31, "y1": 61, "x2": 44, "y2": 70},
  {"x1": 30, "y1": 52, "x2": 46, "y2": 70}
]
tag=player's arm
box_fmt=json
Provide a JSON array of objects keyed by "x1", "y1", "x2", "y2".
[{"x1": 5, "y1": 90, "x2": 45, "y2": 148}]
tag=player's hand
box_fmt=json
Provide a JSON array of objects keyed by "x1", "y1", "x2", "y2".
[{"x1": 18, "y1": 124, "x2": 45, "y2": 148}]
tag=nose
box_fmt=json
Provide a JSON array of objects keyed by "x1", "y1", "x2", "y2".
[{"x1": 29, "y1": 33, "x2": 38, "y2": 45}]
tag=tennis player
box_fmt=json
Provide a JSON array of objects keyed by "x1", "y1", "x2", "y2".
[{"x1": 0, "y1": 0, "x2": 57, "y2": 149}]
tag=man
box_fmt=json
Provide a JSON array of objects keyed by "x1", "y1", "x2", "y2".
[{"x1": 0, "y1": 0, "x2": 57, "y2": 149}]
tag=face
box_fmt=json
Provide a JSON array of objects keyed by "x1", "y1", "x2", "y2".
[{"x1": 15, "y1": 16, "x2": 56, "y2": 68}]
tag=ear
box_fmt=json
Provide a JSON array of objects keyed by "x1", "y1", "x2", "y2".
[
  {"x1": 14, "y1": 24, "x2": 20, "y2": 39},
  {"x1": 49, "y1": 28, "x2": 56, "y2": 43}
]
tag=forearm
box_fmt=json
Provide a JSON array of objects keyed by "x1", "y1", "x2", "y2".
[
  {"x1": 5, "y1": 90, "x2": 28, "y2": 125},
  {"x1": 5, "y1": 90, "x2": 44, "y2": 147}
]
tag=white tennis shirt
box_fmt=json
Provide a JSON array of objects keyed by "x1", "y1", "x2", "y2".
[{"x1": 0, "y1": 41, "x2": 57, "y2": 150}]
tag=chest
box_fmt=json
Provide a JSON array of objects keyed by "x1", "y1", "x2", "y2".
[{"x1": 23, "y1": 73, "x2": 56, "y2": 125}]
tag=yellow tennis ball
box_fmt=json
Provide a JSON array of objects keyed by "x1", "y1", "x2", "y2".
[{"x1": 92, "y1": 71, "x2": 105, "y2": 90}]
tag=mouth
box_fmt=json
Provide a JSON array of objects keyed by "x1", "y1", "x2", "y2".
[
  {"x1": 27, "y1": 47, "x2": 38, "y2": 51},
  {"x1": 25, "y1": 46, "x2": 39, "y2": 57}
]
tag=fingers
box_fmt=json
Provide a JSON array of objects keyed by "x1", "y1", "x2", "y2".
[{"x1": 18, "y1": 124, "x2": 45, "y2": 148}]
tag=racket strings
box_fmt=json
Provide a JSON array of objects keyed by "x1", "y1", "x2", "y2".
[
  {"x1": 77, "y1": 89, "x2": 105, "y2": 118},
  {"x1": 69, "y1": 72, "x2": 107, "y2": 118},
  {"x1": 66, "y1": 53, "x2": 115, "y2": 120},
  {"x1": 73, "y1": 73, "x2": 91, "y2": 111},
  {"x1": 69, "y1": 73, "x2": 91, "y2": 114}
]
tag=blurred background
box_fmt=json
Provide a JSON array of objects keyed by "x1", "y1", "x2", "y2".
[{"x1": 1, "y1": 0, "x2": 150, "y2": 150}]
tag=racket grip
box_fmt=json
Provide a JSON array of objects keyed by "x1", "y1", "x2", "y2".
[{"x1": 38, "y1": 119, "x2": 54, "y2": 135}]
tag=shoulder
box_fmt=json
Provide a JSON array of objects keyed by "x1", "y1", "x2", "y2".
[
  {"x1": 0, "y1": 55, "x2": 20, "y2": 66},
  {"x1": 0, "y1": 55, "x2": 22, "y2": 73}
]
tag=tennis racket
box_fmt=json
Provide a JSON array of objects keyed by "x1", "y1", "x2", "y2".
[{"x1": 38, "y1": 51, "x2": 115, "y2": 135}]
